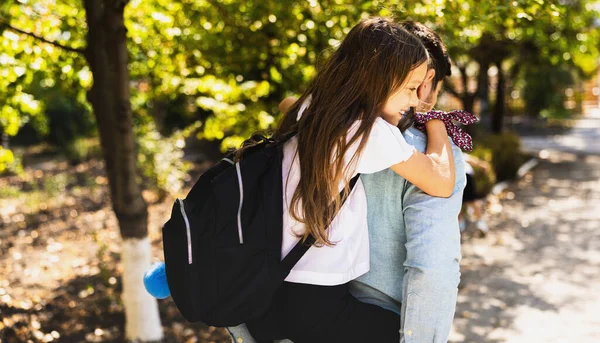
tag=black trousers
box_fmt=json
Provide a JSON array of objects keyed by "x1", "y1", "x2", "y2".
[
  {"x1": 463, "y1": 173, "x2": 477, "y2": 202},
  {"x1": 248, "y1": 281, "x2": 400, "y2": 343}
]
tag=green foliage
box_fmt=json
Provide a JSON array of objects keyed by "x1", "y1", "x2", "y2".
[
  {"x1": 1, "y1": 0, "x2": 599, "y2": 178},
  {"x1": 0, "y1": 145, "x2": 18, "y2": 174},
  {"x1": 540, "y1": 107, "x2": 571, "y2": 121},
  {"x1": 20, "y1": 85, "x2": 98, "y2": 163},
  {"x1": 0, "y1": 183, "x2": 20, "y2": 198},
  {"x1": 62, "y1": 137, "x2": 102, "y2": 164},
  {"x1": 465, "y1": 150, "x2": 496, "y2": 198},
  {"x1": 135, "y1": 122, "x2": 190, "y2": 197},
  {"x1": 0, "y1": 0, "x2": 87, "y2": 170},
  {"x1": 521, "y1": 63, "x2": 575, "y2": 118},
  {"x1": 39, "y1": 85, "x2": 96, "y2": 142},
  {"x1": 123, "y1": 0, "x2": 386, "y2": 150},
  {"x1": 398, "y1": 0, "x2": 600, "y2": 127},
  {"x1": 43, "y1": 173, "x2": 71, "y2": 197},
  {"x1": 0, "y1": 146, "x2": 13, "y2": 172},
  {"x1": 0, "y1": 92, "x2": 45, "y2": 136},
  {"x1": 473, "y1": 131, "x2": 526, "y2": 182}
]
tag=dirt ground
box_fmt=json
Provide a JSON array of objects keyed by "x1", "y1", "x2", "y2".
[
  {"x1": 450, "y1": 151, "x2": 600, "y2": 343},
  {"x1": 0, "y1": 150, "x2": 230, "y2": 343},
  {"x1": 2, "y1": 139, "x2": 600, "y2": 342}
]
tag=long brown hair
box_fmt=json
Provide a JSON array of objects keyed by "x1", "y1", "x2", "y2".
[{"x1": 277, "y1": 17, "x2": 428, "y2": 246}]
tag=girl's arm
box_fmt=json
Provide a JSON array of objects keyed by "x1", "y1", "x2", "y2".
[
  {"x1": 390, "y1": 119, "x2": 455, "y2": 198},
  {"x1": 280, "y1": 96, "x2": 455, "y2": 197},
  {"x1": 279, "y1": 97, "x2": 297, "y2": 113}
]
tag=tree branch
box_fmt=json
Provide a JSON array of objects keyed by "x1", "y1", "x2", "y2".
[
  {"x1": 0, "y1": 20, "x2": 85, "y2": 54},
  {"x1": 458, "y1": 65, "x2": 468, "y2": 97},
  {"x1": 509, "y1": 62, "x2": 521, "y2": 80}
]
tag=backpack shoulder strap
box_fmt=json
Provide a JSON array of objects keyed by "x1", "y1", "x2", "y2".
[
  {"x1": 277, "y1": 130, "x2": 297, "y2": 145},
  {"x1": 280, "y1": 174, "x2": 361, "y2": 271}
]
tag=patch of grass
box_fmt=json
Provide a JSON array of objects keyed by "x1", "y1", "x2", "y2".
[
  {"x1": 472, "y1": 131, "x2": 527, "y2": 182},
  {"x1": 22, "y1": 190, "x2": 47, "y2": 213},
  {"x1": 0, "y1": 184, "x2": 21, "y2": 198},
  {"x1": 63, "y1": 137, "x2": 102, "y2": 164},
  {"x1": 43, "y1": 173, "x2": 72, "y2": 197},
  {"x1": 18, "y1": 173, "x2": 74, "y2": 213},
  {"x1": 545, "y1": 118, "x2": 575, "y2": 130},
  {"x1": 77, "y1": 172, "x2": 98, "y2": 188}
]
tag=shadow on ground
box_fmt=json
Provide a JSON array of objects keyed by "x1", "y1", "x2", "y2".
[
  {"x1": 451, "y1": 153, "x2": 600, "y2": 342},
  {"x1": 0, "y1": 268, "x2": 230, "y2": 342}
]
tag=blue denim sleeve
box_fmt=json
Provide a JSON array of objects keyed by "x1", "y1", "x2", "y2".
[{"x1": 400, "y1": 146, "x2": 466, "y2": 343}]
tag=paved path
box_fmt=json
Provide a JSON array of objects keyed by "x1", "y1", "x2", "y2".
[
  {"x1": 520, "y1": 109, "x2": 600, "y2": 156},
  {"x1": 450, "y1": 112, "x2": 600, "y2": 342}
]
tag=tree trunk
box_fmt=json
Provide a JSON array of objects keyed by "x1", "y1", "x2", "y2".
[
  {"x1": 82, "y1": 0, "x2": 163, "y2": 341},
  {"x1": 445, "y1": 64, "x2": 478, "y2": 136},
  {"x1": 477, "y1": 60, "x2": 491, "y2": 118},
  {"x1": 456, "y1": 65, "x2": 475, "y2": 113},
  {"x1": 462, "y1": 94, "x2": 476, "y2": 116},
  {"x1": 152, "y1": 97, "x2": 169, "y2": 135},
  {"x1": 455, "y1": 66, "x2": 473, "y2": 113},
  {"x1": 1, "y1": 132, "x2": 8, "y2": 149},
  {"x1": 492, "y1": 62, "x2": 505, "y2": 134}
]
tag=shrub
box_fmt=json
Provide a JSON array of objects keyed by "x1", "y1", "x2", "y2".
[
  {"x1": 467, "y1": 147, "x2": 496, "y2": 198},
  {"x1": 0, "y1": 147, "x2": 23, "y2": 176},
  {"x1": 63, "y1": 137, "x2": 102, "y2": 164},
  {"x1": 136, "y1": 122, "x2": 190, "y2": 199},
  {"x1": 473, "y1": 131, "x2": 526, "y2": 182}
]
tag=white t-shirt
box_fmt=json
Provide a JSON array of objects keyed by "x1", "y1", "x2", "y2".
[{"x1": 282, "y1": 100, "x2": 416, "y2": 285}]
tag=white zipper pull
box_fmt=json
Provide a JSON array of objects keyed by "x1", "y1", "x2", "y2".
[
  {"x1": 177, "y1": 198, "x2": 193, "y2": 264},
  {"x1": 235, "y1": 162, "x2": 244, "y2": 244}
]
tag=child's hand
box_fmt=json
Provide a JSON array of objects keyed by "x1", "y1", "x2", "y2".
[{"x1": 414, "y1": 110, "x2": 478, "y2": 151}]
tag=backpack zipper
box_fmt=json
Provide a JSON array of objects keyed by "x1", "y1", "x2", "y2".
[
  {"x1": 235, "y1": 162, "x2": 244, "y2": 244},
  {"x1": 224, "y1": 158, "x2": 244, "y2": 244},
  {"x1": 177, "y1": 198, "x2": 193, "y2": 264}
]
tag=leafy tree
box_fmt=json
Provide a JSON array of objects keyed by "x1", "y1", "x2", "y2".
[
  {"x1": 392, "y1": 0, "x2": 600, "y2": 133},
  {"x1": 1, "y1": 0, "x2": 163, "y2": 340},
  {"x1": 1, "y1": 1, "x2": 599, "y2": 340},
  {"x1": 0, "y1": 1, "x2": 383, "y2": 340},
  {"x1": 1, "y1": 0, "x2": 87, "y2": 157}
]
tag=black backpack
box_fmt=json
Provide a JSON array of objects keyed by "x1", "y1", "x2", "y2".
[{"x1": 161, "y1": 133, "x2": 359, "y2": 327}]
